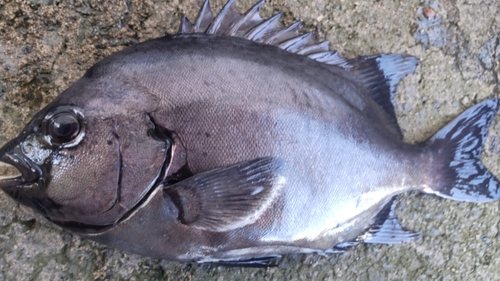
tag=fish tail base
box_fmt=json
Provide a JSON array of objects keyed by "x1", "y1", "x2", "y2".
[{"x1": 426, "y1": 98, "x2": 500, "y2": 202}]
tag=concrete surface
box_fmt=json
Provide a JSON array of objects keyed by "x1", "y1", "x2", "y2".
[{"x1": 0, "y1": 0, "x2": 499, "y2": 280}]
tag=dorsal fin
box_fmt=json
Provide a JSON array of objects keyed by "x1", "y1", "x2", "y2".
[
  {"x1": 344, "y1": 55, "x2": 419, "y2": 139},
  {"x1": 178, "y1": 0, "x2": 419, "y2": 139},
  {"x1": 178, "y1": 0, "x2": 348, "y2": 66}
]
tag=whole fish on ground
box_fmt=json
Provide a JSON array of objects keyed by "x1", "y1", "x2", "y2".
[{"x1": 0, "y1": 0, "x2": 499, "y2": 266}]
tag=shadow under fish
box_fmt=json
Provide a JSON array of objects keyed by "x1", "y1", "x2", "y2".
[{"x1": 0, "y1": 0, "x2": 499, "y2": 267}]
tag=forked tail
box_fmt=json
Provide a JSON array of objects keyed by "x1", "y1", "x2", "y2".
[{"x1": 426, "y1": 98, "x2": 500, "y2": 202}]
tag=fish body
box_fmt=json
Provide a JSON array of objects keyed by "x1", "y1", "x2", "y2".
[
  {"x1": 80, "y1": 35, "x2": 427, "y2": 261},
  {"x1": 0, "y1": 0, "x2": 499, "y2": 265}
]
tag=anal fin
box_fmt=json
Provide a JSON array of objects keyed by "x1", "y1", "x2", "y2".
[
  {"x1": 329, "y1": 241, "x2": 360, "y2": 253},
  {"x1": 362, "y1": 197, "x2": 420, "y2": 244},
  {"x1": 207, "y1": 255, "x2": 281, "y2": 268}
]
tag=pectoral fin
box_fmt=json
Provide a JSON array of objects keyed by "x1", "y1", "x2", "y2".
[{"x1": 163, "y1": 157, "x2": 285, "y2": 232}]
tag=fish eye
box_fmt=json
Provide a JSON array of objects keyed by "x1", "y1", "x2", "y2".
[
  {"x1": 48, "y1": 113, "x2": 80, "y2": 143},
  {"x1": 43, "y1": 106, "x2": 86, "y2": 148}
]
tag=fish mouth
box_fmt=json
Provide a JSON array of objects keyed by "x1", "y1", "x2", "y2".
[
  {"x1": 0, "y1": 161, "x2": 24, "y2": 187},
  {"x1": 0, "y1": 145, "x2": 42, "y2": 192}
]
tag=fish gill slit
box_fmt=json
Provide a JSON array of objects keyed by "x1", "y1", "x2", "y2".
[
  {"x1": 102, "y1": 121, "x2": 174, "y2": 224},
  {"x1": 146, "y1": 113, "x2": 191, "y2": 224},
  {"x1": 145, "y1": 113, "x2": 195, "y2": 186},
  {"x1": 116, "y1": 134, "x2": 123, "y2": 207},
  {"x1": 103, "y1": 132, "x2": 122, "y2": 213},
  {"x1": 146, "y1": 113, "x2": 173, "y2": 142}
]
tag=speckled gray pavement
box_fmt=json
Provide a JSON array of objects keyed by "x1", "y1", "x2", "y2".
[{"x1": 0, "y1": 0, "x2": 499, "y2": 280}]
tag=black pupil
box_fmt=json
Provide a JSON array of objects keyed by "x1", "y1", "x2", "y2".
[{"x1": 49, "y1": 113, "x2": 80, "y2": 143}]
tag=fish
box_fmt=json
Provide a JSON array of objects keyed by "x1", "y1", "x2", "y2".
[{"x1": 0, "y1": 0, "x2": 499, "y2": 267}]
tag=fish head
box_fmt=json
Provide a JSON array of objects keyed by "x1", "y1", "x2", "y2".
[{"x1": 0, "y1": 69, "x2": 170, "y2": 230}]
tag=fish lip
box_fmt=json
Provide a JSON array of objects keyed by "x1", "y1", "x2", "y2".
[{"x1": 0, "y1": 145, "x2": 42, "y2": 190}]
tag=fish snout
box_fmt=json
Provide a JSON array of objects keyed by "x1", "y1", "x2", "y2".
[
  {"x1": 0, "y1": 160, "x2": 24, "y2": 190},
  {"x1": 0, "y1": 144, "x2": 42, "y2": 191}
]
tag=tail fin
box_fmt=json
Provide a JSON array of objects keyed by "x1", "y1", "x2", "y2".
[{"x1": 426, "y1": 98, "x2": 500, "y2": 202}]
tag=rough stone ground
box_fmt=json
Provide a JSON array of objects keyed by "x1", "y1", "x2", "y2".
[{"x1": 0, "y1": 0, "x2": 499, "y2": 280}]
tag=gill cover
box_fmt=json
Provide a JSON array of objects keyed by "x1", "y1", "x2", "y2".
[{"x1": 0, "y1": 101, "x2": 171, "y2": 228}]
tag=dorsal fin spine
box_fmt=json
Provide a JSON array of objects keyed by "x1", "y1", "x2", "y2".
[
  {"x1": 297, "y1": 40, "x2": 330, "y2": 55},
  {"x1": 179, "y1": 15, "x2": 194, "y2": 33},
  {"x1": 278, "y1": 32, "x2": 315, "y2": 52},
  {"x1": 195, "y1": 0, "x2": 214, "y2": 32},
  {"x1": 227, "y1": 0, "x2": 264, "y2": 36},
  {"x1": 206, "y1": 0, "x2": 238, "y2": 34},
  {"x1": 243, "y1": 12, "x2": 283, "y2": 41},
  {"x1": 264, "y1": 21, "x2": 302, "y2": 44}
]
